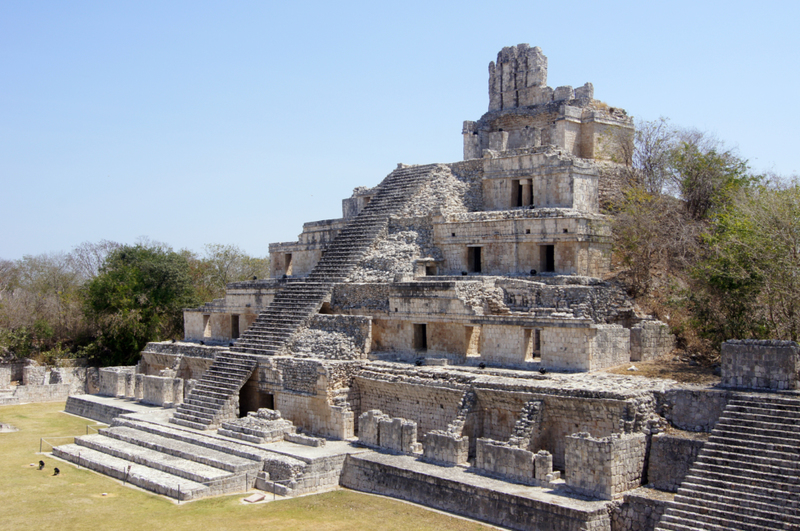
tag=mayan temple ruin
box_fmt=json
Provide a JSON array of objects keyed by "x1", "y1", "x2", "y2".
[{"x1": 46, "y1": 45, "x2": 799, "y2": 531}]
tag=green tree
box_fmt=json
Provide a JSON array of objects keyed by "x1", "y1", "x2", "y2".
[
  {"x1": 83, "y1": 244, "x2": 198, "y2": 365},
  {"x1": 691, "y1": 180, "x2": 800, "y2": 343},
  {"x1": 185, "y1": 244, "x2": 270, "y2": 302}
]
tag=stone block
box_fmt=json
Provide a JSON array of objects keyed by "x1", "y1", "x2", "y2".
[
  {"x1": 721, "y1": 340, "x2": 800, "y2": 390},
  {"x1": 422, "y1": 430, "x2": 469, "y2": 466}
]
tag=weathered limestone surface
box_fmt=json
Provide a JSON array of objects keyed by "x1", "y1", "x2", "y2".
[
  {"x1": 646, "y1": 432, "x2": 706, "y2": 492},
  {"x1": 565, "y1": 432, "x2": 647, "y2": 500},
  {"x1": 721, "y1": 339, "x2": 799, "y2": 390}
]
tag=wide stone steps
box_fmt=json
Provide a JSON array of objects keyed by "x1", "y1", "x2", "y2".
[
  {"x1": 672, "y1": 493, "x2": 800, "y2": 527},
  {"x1": 73, "y1": 434, "x2": 233, "y2": 484},
  {"x1": 674, "y1": 487, "x2": 800, "y2": 519},
  {"x1": 100, "y1": 426, "x2": 261, "y2": 475},
  {"x1": 54, "y1": 443, "x2": 210, "y2": 500},
  {"x1": 655, "y1": 394, "x2": 800, "y2": 531}
]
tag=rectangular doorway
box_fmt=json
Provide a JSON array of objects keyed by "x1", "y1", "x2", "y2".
[
  {"x1": 540, "y1": 245, "x2": 554, "y2": 272},
  {"x1": 413, "y1": 323, "x2": 428, "y2": 351},
  {"x1": 468, "y1": 247, "x2": 482, "y2": 273},
  {"x1": 231, "y1": 314, "x2": 240, "y2": 339},
  {"x1": 284, "y1": 253, "x2": 293, "y2": 276}
]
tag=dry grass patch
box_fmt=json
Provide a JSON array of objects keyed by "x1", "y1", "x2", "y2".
[
  {"x1": 604, "y1": 355, "x2": 720, "y2": 385},
  {"x1": 1, "y1": 401, "x2": 493, "y2": 531}
]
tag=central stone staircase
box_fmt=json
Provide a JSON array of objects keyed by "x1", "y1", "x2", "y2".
[
  {"x1": 171, "y1": 164, "x2": 438, "y2": 430},
  {"x1": 655, "y1": 394, "x2": 800, "y2": 531}
]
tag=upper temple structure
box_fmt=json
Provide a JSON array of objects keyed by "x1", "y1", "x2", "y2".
[{"x1": 51, "y1": 46, "x2": 800, "y2": 531}]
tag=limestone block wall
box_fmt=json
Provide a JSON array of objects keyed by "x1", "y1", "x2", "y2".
[
  {"x1": 0, "y1": 367, "x2": 10, "y2": 388},
  {"x1": 657, "y1": 388, "x2": 732, "y2": 433},
  {"x1": 610, "y1": 489, "x2": 672, "y2": 531},
  {"x1": 355, "y1": 377, "x2": 464, "y2": 436},
  {"x1": 11, "y1": 383, "x2": 73, "y2": 403},
  {"x1": 433, "y1": 211, "x2": 610, "y2": 276},
  {"x1": 475, "y1": 438, "x2": 535, "y2": 485},
  {"x1": 357, "y1": 410, "x2": 388, "y2": 446},
  {"x1": 630, "y1": 321, "x2": 674, "y2": 362},
  {"x1": 0, "y1": 359, "x2": 25, "y2": 382},
  {"x1": 721, "y1": 339, "x2": 800, "y2": 390},
  {"x1": 23, "y1": 365, "x2": 48, "y2": 385},
  {"x1": 422, "y1": 431, "x2": 469, "y2": 465},
  {"x1": 646, "y1": 432, "x2": 706, "y2": 492},
  {"x1": 475, "y1": 388, "x2": 636, "y2": 470},
  {"x1": 540, "y1": 325, "x2": 629, "y2": 372},
  {"x1": 275, "y1": 392, "x2": 354, "y2": 440},
  {"x1": 479, "y1": 324, "x2": 532, "y2": 365},
  {"x1": 565, "y1": 432, "x2": 647, "y2": 500},
  {"x1": 141, "y1": 375, "x2": 184, "y2": 407},
  {"x1": 378, "y1": 416, "x2": 422, "y2": 454},
  {"x1": 98, "y1": 367, "x2": 136, "y2": 398},
  {"x1": 139, "y1": 341, "x2": 220, "y2": 380},
  {"x1": 480, "y1": 152, "x2": 600, "y2": 213}
]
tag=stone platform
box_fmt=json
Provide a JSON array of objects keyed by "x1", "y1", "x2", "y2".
[{"x1": 341, "y1": 451, "x2": 612, "y2": 531}]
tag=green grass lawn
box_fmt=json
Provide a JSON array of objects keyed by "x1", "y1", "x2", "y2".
[{"x1": 1, "y1": 402, "x2": 493, "y2": 531}]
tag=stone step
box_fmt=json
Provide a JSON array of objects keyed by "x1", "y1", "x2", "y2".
[
  {"x1": 656, "y1": 514, "x2": 731, "y2": 531},
  {"x1": 75, "y1": 434, "x2": 233, "y2": 484},
  {"x1": 53, "y1": 443, "x2": 209, "y2": 501},
  {"x1": 713, "y1": 419, "x2": 800, "y2": 439},
  {"x1": 652, "y1": 519, "x2": 706, "y2": 531},
  {"x1": 674, "y1": 488, "x2": 800, "y2": 520},
  {"x1": 702, "y1": 440, "x2": 799, "y2": 462},
  {"x1": 170, "y1": 416, "x2": 214, "y2": 431},
  {"x1": 700, "y1": 447, "x2": 800, "y2": 471},
  {"x1": 678, "y1": 479, "x2": 799, "y2": 507},
  {"x1": 113, "y1": 418, "x2": 271, "y2": 461},
  {"x1": 101, "y1": 426, "x2": 262, "y2": 474},
  {"x1": 672, "y1": 494, "x2": 800, "y2": 526},
  {"x1": 710, "y1": 427, "x2": 800, "y2": 450},
  {"x1": 682, "y1": 473, "x2": 799, "y2": 504},
  {"x1": 691, "y1": 461, "x2": 800, "y2": 487},
  {"x1": 665, "y1": 505, "x2": 791, "y2": 531}
]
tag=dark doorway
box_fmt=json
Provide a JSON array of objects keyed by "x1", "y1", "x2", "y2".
[
  {"x1": 468, "y1": 247, "x2": 482, "y2": 273},
  {"x1": 413, "y1": 323, "x2": 428, "y2": 351},
  {"x1": 284, "y1": 253, "x2": 293, "y2": 275},
  {"x1": 541, "y1": 245, "x2": 554, "y2": 272},
  {"x1": 231, "y1": 314, "x2": 240, "y2": 339}
]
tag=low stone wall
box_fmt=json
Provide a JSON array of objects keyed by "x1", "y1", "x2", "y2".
[
  {"x1": 11, "y1": 383, "x2": 73, "y2": 403},
  {"x1": 565, "y1": 432, "x2": 647, "y2": 500},
  {"x1": 422, "y1": 430, "x2": 469, "y2": 466},
  {"x1": 64, "y1": 395, "x2": 140, "y2": 424},
  {"x1": 0, "y1": 366, "x2": 10, "y2": 388},
  {"x1": 630, "y1": 321, "x2": 674, "y2": 362},
  {"x1": 721, "y1": 339, "x2": 799, "y2": 390},
  {"x1": 646, "y1": 432, "x2": 706, "y2": 492},
  {"x1": 341, "y1": 453, "x2": 612, "y2": 531},
  {"x1": 0, "y1": 359, "x2": 25, "y2": 381},
  {"x1": 610, "y1": 487, "x2": 673, "y2": 531},
  {"x1": 475, "y1": 438, "x2": 535, "y2": 485}
]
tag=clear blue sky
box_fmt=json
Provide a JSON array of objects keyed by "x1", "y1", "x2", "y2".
[{"x1": 2, "y1": 1, "x2": 798, "y2": 260}]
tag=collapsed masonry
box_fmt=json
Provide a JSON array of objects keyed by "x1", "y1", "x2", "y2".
[{"x1": 53, "y1": 45, "x2": 800, "y2": 531}]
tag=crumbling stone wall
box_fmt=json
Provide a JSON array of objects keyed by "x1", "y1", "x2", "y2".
[
  {"x1": 284, "y1": 315, "x2": 372, "y2": 360},
  {"x1": 610, "y1": 488, "x2": 672, "y2": 531},
  {"x1": 657, "y1": 388, "x2": 732, "y2": 432},
  {"x1": 422, "y1": 430, "x2": 469, "y2": 466},
  {"x1": 721, "y1": 339, "x2": 800, "y2": 390},
  {"x1": 475, "y1": 438, "x2": 536, "y2": 484},
  {"x1": 355, "y1": 374, "x2": 465, "y2": 436},
  {"x1": 565, "y1": 432, "x2": 647, "y2": 500},
  {"x1": 646, "y1": 431, "x2": 706, "y2": 492}
]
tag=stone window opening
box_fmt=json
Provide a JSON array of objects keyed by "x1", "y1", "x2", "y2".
[
  {"x1": 202, "y1": 315, "x2": 211, "y2": 338},
  {"x1": 425, "y1": 265, "x2": 437, "y2": 276},
  {"x1": 231, "y1": 314, "x2": 240, "y2": 339},
  {"x1": 467, "y1": 246, "x2": 482, "y2": 273},
  {"x1": 413, "y1": 324, "x2": 428, "y2": 351}
]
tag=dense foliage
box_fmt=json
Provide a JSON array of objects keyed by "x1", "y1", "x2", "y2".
[
  {"x1": 0, "y1": 242, "x2": 268, "y2": 366},
  {"x1": 611, "y1": 118, "x2": 799, "y2": 361}
]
